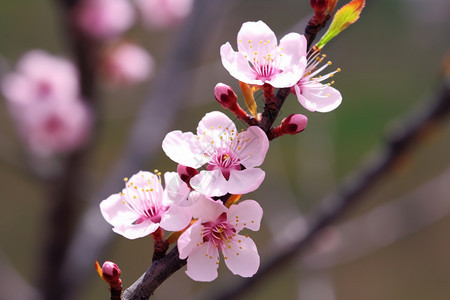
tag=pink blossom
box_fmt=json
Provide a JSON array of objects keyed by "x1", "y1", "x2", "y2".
[
  {"x1": 100, "y1": 171, "x2": 193, "y2": 239},
  {"x1": 102, "y1": 42, "x2": 155, "y2": 86},
  {"x1": 162, "y1": 111, "x2": 269, "y2": 197},
  {"x1": 74, "y1": 0, "x2": 135, "y2": 39},
  {"x1": 178, "y1": 196, "x2": 263, "y2": 281},
  {"x1": 135, "y1": 0, "x2": 194, "y2": 29},
  {"x1": 220, "y1": 20, "x2": 307, "y2": 88},
  {"x1": 292, "y1": 51, "x2": 342, "y2": 112},
  {"x1": 1, "y1": 50, "x2": 79, "y2": 105},
  {"x1": 17, "y1": 97, "x2": 92, "y2": 156}
]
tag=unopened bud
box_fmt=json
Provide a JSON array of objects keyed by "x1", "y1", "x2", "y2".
[
  {"x1": 310, "y1": 0, "x2": 338, "y2": 17},
  {"x1": 281, "y1": 114, "x2": 308, "y2": 135},
  {"x1": 96, "y1": 260, "x2": 122, "y2": 291},
  {"x1": 214, "y1": 83, "x2": 238, "y2": 109},
  {"x1": 177, "y1": 164, "x2": 199, "y2": 188}
]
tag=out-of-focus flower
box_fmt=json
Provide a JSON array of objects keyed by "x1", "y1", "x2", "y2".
[
  {"x1": 135, "y1": 0, "x2": 194, "y2": 30},
  {"x1": 220, "y1": 20, "x2": 307, "y2": 88},
  {"x1": 102, "y1": 42, "x2": 155, "y2": 86},
  {"x1": 74, "y1": 0, "x2": 135, "y2": 39},
  {"x1": 292, "y1": 50, "x2": 342, "y2": 112},
  {"x1": 162, "y1": 111, "x2": 269, "y2": 197},
  {"x1": 2, "y1": 50, "x2": 79, "y2": 105},
  {"x1": 178, "y1": 196, "x2": 263, "y2": 282},
  {"x1": 1, "y1": 50, "x2": 92, "y2": 156},
  {"x1": 100, "y1": 171, "x2": 193, "y2": 239}
]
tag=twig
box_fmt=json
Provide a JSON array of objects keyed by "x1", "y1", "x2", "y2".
[{"x1": 203, "y1": 79, "x2": 450, "y2": 300}]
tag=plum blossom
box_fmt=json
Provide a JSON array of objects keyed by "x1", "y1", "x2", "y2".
[
  {"x1": 1, "y1": 50, "x2": 91, "y2": 156},
  {"x1": 292, "y1": 50, "x2": 342, "y2": 112},
  {"x1": 100, "y1": 171, "x2": 193, "y2": 239},
  {"x1": 74, "y1": 0, "x2": 135, "y2": 39},
  {"x1": 162, "y1": 111, "x2": 269, "y2": 197},
  {"x1": 1, "y1": 50, "x2": 79, "y2": 106},
  {"x1": 135, "y1": 0, "x2": 194, "y2": 30},
  {"x1": 102, "y1": 42, "x2": 155, "y2": 86},
  {"x1": 178, "y1": 196, "x2": 263, "y2": 281},
  {"x1": 220, "y1": 20, "x2": 307, "y2": 88}
]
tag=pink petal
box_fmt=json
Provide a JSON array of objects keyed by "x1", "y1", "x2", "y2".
[
  {"x1": 112, "y1": 219, "x2": 159, "y2": 239},
  {"x1": 226, "y1": 168, "x2": 265, "y2": 195},
  {"x1": 228, "y1": 200, "x2": 263, "y2": 232},
  {"x1": 237, "y1": 126, "x2": 269, "y2": 168},
  {"x1": 236, "y1": 21, "x2": 277, "y2": 56},
  {"x1": 196, "y1": 111, "x2": 237, "y2": 137},
  {"x1": 295, "y1": 82, "x2": 342, "y2": 113},
  {"x1": 222, "y1": 234, "x2": 260, "y2": 277},
  {"x1": 160, "y1": 205, "x2": 192, "y2": 231},
  {"x1": 185, "y1": 243, "x2": 220, "y2": 282},
  {"x1": 163, "y1": 172, "x2": 190, "y2": 205},
  {"x1": 178, "y1": 221, "x2": 203, "y2": 259},
  {"x1": 190, "y1": 195, "x2": 226, "y2": 222},
  {"x1": 220, "y1": 43, "x2": 263, "y2": 85},
  {"x1": 162, "y1": 130, "x2": 208, "y2": 168},
  {"x1": 100, "y1": 194, "x2": 137, "y2": 227},
  {"x1": 189, "y1": 169, "x2": 229, "y2": 197}
]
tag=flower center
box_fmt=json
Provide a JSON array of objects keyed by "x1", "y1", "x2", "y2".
[
  {"x1": 206, "y1": 149, "x2": 241, "y2": 179},
  {"x1": 202, "y1": 213, "x2": 236, "y2": 249}
]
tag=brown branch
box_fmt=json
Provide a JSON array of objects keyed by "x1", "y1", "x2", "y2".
[{"x1": 203, "y1": 78, "x2": 450, "y2": 300}]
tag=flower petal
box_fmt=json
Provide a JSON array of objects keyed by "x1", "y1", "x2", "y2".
[
  {"x1": 162, "y1": 130, "x2": 208, "y2": 168},
  {"x1": 228, "y1": 200, "x2": 263, "y2": 232},
  {"x1": 236, "y1": 21, "x2": 277, "y2": 56},
  {"x1": 185, "y1": 243, "x2": 220, "y2": 282},
  {"x1": 295, "y1": 82, "x2": 342, "y2": 112},
  {"x1": 163, "y1": 172, "x2": 190, "y2": 205},
  {"x1": 226, "y1": 168, "x2": 265, "y2": 195},
  {"x1": 112, "y1": 218, "x2": 159, "y2": 239},
  {"x1": 189, "y1": 169, "x2": 229, "y2": 197},
  {"x1": 160, "y1": 205, "x2": 192, "y2": 231},
  {"x1": 178, "y1": 221, "x2": 204, "y2": 259},
  {"x1": 100, "y1": 193, "x2": 138, "y2": 227},
  {"x1": 222, "y1": 235, "x2": 260, "y2": 278},
  {"x1": 220, "y1": 43, "x2": 263, "y2": 86},
  {"x1": 190, "y1": 195, "x2": 226, "y2": 222},
  {"x1": 237, "y1": 126, "x2": 269, "y2": 168},
  {"x1": 196, "y1": 111, "x2": 237, "y2": 137}
]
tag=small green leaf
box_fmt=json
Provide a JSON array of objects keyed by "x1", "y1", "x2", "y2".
[{"x1": 316, "y1": 0, "x2": 365, "y2": 49}]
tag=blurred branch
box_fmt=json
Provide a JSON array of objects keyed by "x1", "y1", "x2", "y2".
[
  {"x1": 302, "y1": 165, "x2": 450, "y2": 270},
  {"x1": 203, "y1": 75, "x2": 450, "y2": 300},
  {"x1": 59, "y1": 1, "x2": 234, "y2": 299}
]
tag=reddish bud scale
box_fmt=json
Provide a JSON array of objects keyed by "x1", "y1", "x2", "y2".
[{"x1": 177, "y1": 164, "x2": 199, "y2": 189}]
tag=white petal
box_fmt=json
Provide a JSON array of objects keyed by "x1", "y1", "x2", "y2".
[
  {"x1": 189, "y1": 169, "x2": 229, "y2": 197},
  {"x1": 220, "y1": 43, "x2": 263, "y2": 85},
  {"x1": 112, "y1": 219, "x2": 159, "y2": 239},
  {"x1": 185, "y1": 243, "x2": 220, "y2": 282},
  {"x1": 226, "y1": 168, "x2": 265, "y2": 195},
  {"x1": 190, "y1": 195, "x2": 226, "y2": 222},
  {"x1": 160, "y1": 205, "x2": 192, "y2": 231},
  {"x1": 296, "y1": 82, "x2": 342, "y2": 113},
  {"x1": 162, "y1": 130, "x2": 208, "y2": 168},
  {"x1": 228, "y1": 200, "x2": 263, "y2": 232},
  {"x1": 222, "y1": 235, "x2": 260, "y2": 277},
  {"x1": 236, "y1": 21, "x2": 277, "y2": 55},
  {"x1": 196, "y1": 111, "x2": 237, "y2": 137},
  {"x1": 163, "y1": 172, "x2": 190, "y2": 205},
  {"x1": 100, "y1": 194, "x2": 138, "y2": 227}
]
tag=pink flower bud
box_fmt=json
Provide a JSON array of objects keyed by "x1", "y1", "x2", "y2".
[
  {"x1": 281, "y1": 114, "x2": 308, "y2": 135},
  {"x1": 177, "y1": 164, "x2": 199, "y2": 188},
  {"x1": 101, "y1": 261, "x2": 122, "y2": 290},
  {"x1": 310, "y1": 0, "x2": 338, "y2": 16},
  {"x1": 214, "y1": 83, "x2": 238, "y2": 109}
]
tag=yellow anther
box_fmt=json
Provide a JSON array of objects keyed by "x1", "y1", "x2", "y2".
[
  {"x1": 123, "y1": 177, "x2": 128, "y2": 182},
  {"x1": 337, "y1": 68, "x2": 342, "y2": 72},
  {"x1": 327, "y1": 61, "x2": 332, "y2": 65}
]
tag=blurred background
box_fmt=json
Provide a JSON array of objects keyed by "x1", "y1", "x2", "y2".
[{"x1": 0, "y1": 0, "x2": 450, "y2": 299}]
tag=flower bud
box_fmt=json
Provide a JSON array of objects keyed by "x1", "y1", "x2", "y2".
[
  {"x1": 281, "y1": 114, "x2": 308, "y2": 135},
  {"x1": 310, "y1": 0, "x2": 338, "y2": 17},
  {"x1": 96, "y1": 260, "x2": 122, "y2": 291},
  {"x1": 177, "y1": 164, "x2": 199, "y2": 188},
  {"x1": 214, "y1": 83, "x2": 238, "y2": 109}
]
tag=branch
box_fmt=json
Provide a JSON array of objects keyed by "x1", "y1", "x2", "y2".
[{"x1": 204, "y1": 78, "x2": 450, "y2": 300}]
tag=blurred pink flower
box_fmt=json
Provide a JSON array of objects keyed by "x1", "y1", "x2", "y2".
[
  {"x1": 292, "y1": 51, "x2": 342, "y2": 112},
  {"x1": 102, "y1": 42, "x2": 155, "y2": 86},
  {"x1": 162, "y1": 111, "x2": 269, "y2": 197},
  {"x1": 135, "y1": 0, "x2": 194, "y2": 29},
  {"x1": 17, "y1": 97, "x2": 92, "y2": 156},
  {"x1": 74, "y1": 0, "x2": 135, "y2": 39},
  {"x1": 220, "y1": 20, "x2": 307, "y2": 88},
  {"x1": 100, "y1": 171, "x2": 193, "y2": 239},
  {"x1": 2, "y1": 50, "x2": 79, "y2": 105},
  {"x1": 178, "y1": 196, "x2": 262, "y2": 282}
]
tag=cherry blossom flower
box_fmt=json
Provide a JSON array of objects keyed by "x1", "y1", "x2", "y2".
[
  {"x1": 16, "y1": 97, "x2": 92, "y2": 156},
  {"x1": 1, "y1": 50, "x2": 79, "y2": 106},
  {"x1": 100, "y1": 171, "x2": 193, "y2": 239},
  {"x1": 292, "y1": 50, "x2": 342, "y2": 112},
  {"x1": 220, "y1": 20, "x2": 307, "y2": 88},
  {"x1": 178, "y1": 196, "x2": 263, "y2": 281},
  {"x1": 162, "y1": 111, "x2": 269, "y2": 197},
  {"x1": 102, "y1": 42, "x2": 155, "y2": 86},
  {"x1": 135, "y1": 0, "x2": 194, "y2": 30},
  {"x1": 74, "y1": 0, "x2": 135, "y2": 39}
]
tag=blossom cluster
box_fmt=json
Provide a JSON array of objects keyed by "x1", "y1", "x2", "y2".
[{"x1": 100, "y1": 20, "x2": 343, "y2": 282}]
